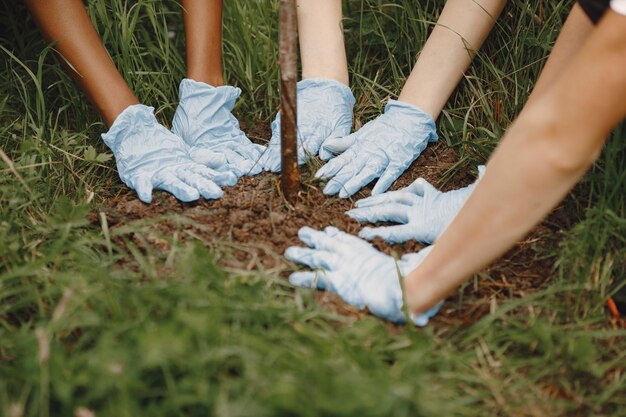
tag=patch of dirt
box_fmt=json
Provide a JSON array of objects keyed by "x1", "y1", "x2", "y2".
[{"x1": 99, "y1": 122, "x2": 566, "y2": 329}]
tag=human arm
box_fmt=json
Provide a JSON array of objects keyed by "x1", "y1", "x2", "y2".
[
  {"x1": 316, "y1": 0, "x2": 506, "y2": 197},
  {"x1": 404, "y1": 8, "x2": 626, "y2": 315},
  {"x1": 344, "y1": 4, "x2": 594, "y2": 242},
  {"x1": 173, "y1": 0, "x2": 266, "y2": 176},
  {"x1": 24, "y1": 0, "x2": 233, "y2": 202},
  {"x1": 297, "y1": 0, "x2": 349, "y2": 85},
  {"x1": 398, "y1": 0, "x2": 506, "y2": 118},
  {"x1": 285, "y1": 227, "x2": 441, "y2": 326},
  {"x1": 346, "y1": 166, "x2": 485, "y2": 244},
  {"x1": 526, "y1": 3, "x2": 593, "y2": 105},
  {"x1": 258, "y1": 0, "x2": 354, "y2": 171},
  {"x1": 181, "y1": 0, "x2": 224, "y2": 87},
  {"x1": 24, "y1": 0, "x2": 139, "y2": 126}
]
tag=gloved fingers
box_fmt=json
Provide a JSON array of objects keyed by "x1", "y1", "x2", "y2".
[
  {"x1": 371, "y1": 163, "x2": 407, "y2": 196},
  {"x1": 229, "y1": 127, "x2": 260, "y2": 148},
  {"x1": 324, "y1": 225, "x2": 371, "y2": 247},
  {"x1": 259, "y1": 149, "x2": 281, "y2": 172},
  {"x1": 354, "y1": 190, "x2": 419, "y2": 209},
  {"x1": 258, "y1": 143, "x2": 281, "y2": 172},
  {"x1": 314, "y1": 148, "x2": 356, "y2": 180},
  {"x1": 284, "y1": 246, "x2": 339, "y2": 270},
  {"x1": 358, "y1": 224, "x2": 417, "y2": 243},
  {"x1": 246, "y1": 142, "x2": 267, "y2": 172},
  {"x1": 188, "y1": 147, "x2": 228, "y2": 170},
  {"x1": 220, "y1": 149, "x2": 263, "y2": 177},
  {"x1": 410, "y1": 301, "x2": 443, "y2": 327},
  {"x1": 296, "y1": 144, "x2": 316, "y2": 166},
  {"x1": 319, "y1": 132, "x2": 358, "y2": 160},
  {"x1": 298, "y1": 123, "x2": 326, "y2": 154},
  {"x1": 322, "y1": 160, "x2": 362, "y2": 196},
  {"x1": 200, "y1": 139, "x2": 265, "y2": 171},
  {"x1": 399, "y1": 246, "x2": 434, "y2": 268},
  {"x1": 242, "y1": 147, "x2": 266, "y2": 173},
  {"x1": 321, "y1": 151, "x2": 368, "y2": 196},
  {"x1": 293, "y1": 123, "x2": 327, "y2": 165},
  {"x1": 297, "y1": 226, "x2": 348, "y2": 252},
  {"x1": 198, "y1": 184, "x2": 224, "y2": 200},
  {"x1": 289, "y1": 271, "x2": 334, "y2": 292},
  {"x1": 179, "y1": 170, "x2": 224, "y2": 200},
  {"x1": 133, "y1": 175, "x2": 154, "y2": 204},
  {"x1": 317, "y1": 142, "x2": 334, "y2": 162},
  {"x1": 233, "y1": 139, "x2": 266, "y2": 162},
  {"x1": 403, "y1": 177, "x2": 433, "y2": 196},
  {"x1": 253, "y1": 143, "x2": 267, "y2": 155},
  {"x1": 317, "y1": 119, "x2": 353, "y2": 161},
  {"x1": 338, "y1": 163, "x2": 384, "y2": 198},
  {"x1": 322, "y1": 225, "x2": 341, "y2": 236},
  {"x1": 346, "y1": 203, "x2": 410, "y2": 224},
  {"x1": 188, "y1": 164, "x2": 237, "y2": 187},
  {"x1": 155, "y1": 172, "x2": 201, "y2": 202},
  {"x1": 244, "y1": 157, "x2": 264, "y2": 176},
  {"x1": 216, "y1": 171, "x2": 238, "y2": 187},
  {"x1": 212, "y1": 171, "x2": 239, "y2": 187}
]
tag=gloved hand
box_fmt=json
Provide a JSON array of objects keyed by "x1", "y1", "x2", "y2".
[
  {"x1": 258, "y1": 78, "x2": 355, "y2": 172},
  {"x1": 102, "y1": 104, "x2": 236, "y2": 204},
  {"x1": 347, "y1": 166, "x2": 486, "y2": 244},
  {"x1": 315, "y1": 100, "x2": 437, "y2": 198},
  {"x1": 172, "y1": 78, "x2": 266, "y2": 177},
  {"x1": 285, "y1": 226, "x2": 442, "y2": 326}
]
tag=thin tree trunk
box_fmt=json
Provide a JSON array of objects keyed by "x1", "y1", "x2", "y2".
[{"x1": 279, "y1": 0, "x2": 300, "y2": 201}]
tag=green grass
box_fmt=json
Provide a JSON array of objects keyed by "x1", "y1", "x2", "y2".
[{"x1": 1, "y1": 0, "x2": 625, "y2": 415}]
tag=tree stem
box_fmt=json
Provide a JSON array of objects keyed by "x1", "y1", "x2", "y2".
[{"x1": 279, "y1": 0, "x2": 300, "y2": 201}]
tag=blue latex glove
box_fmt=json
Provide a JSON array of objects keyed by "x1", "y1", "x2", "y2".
[
  {"x1": 315, "y1": 100, "x2": 437, "y2": 198},
  {"x1": 285, "y1": 226, "x2": 442, "y2": 326},
  {"x1": 172, "y1": 78, "x2": 266, "y2": 177},
  {"x1": 258, "y1": 78, "x2": 355, "y2": 172},
  {"x1": 347, "y1": 166, "x2": 486, "y2": 244},
  {"x1": 102, "y1": 104, "x2": 236, "y2": 204}
]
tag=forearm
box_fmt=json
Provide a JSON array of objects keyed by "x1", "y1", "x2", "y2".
[
  {"x1": 526, "y1": 4, "x2": 593, "y2": 105},
  {"x1": 398, "y1": 0, "x2": 506, "y2": 118},
  {"x1": 297, "y1": 0, "x2": 349, "y2": 85},
  {"x1": 404, "y1": 10, "x2": 626, "y2": 314},
  {"x1": 181, "y1": 0, "x2": 224, "y2": 86},
  {"x1": 25, "y1": 0, "x2": 138, "y2": 126}
]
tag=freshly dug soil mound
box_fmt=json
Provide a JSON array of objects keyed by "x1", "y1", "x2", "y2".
[{"x1": 100, "y1": 124, "x2": 565, "y2": 329}]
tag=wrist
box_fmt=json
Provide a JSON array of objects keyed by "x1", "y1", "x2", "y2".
[
  {"x1": 186, "y1": 71, "x2": 224, "y2": 88},
  {"x1": 395, "y1": 93, "x2": 439, "y2": 120},
  {"x1": 384, "y1": 99, "x2": 438, "y2": 142},
  {"x1": 297, "y1": 78, "x2": 355, "y2": 107},
  {"x1": 404, "y1": 264, "x2": 440, "y2": 317},
  {"x1": 181, "y1": 78, "x2": 234, "y2": 93},
  {"x1": 301, "y1": 71, "x2": 349, "y2": 86},
  {"x1": 102, "y1": 104, "x2": 154, "y2": 151}
]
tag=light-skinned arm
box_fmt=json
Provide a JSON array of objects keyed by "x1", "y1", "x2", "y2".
[
  {"x1": 258, "y1": 0, "x2": 354, "y2": 171},
  {"x1": 399, "y1": 0, "x2": 506, "y2": 119},
  {"x1": 317, "y1": 0, "x2": 507, "y2": 197},
  {"x1": 346, "y1": 5, "x2": 595, "y2": 245},
  {"x1": 525, "y1": 4, "x2": 594, "y2": 104},
  {"x1": 298, "y1": 0, "x2": 349, "y2": 85},
  {"x1": 405, "y1": 8, "x2": 626, "y2": 315}
]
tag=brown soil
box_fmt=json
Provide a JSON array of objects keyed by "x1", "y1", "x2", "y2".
[{"x1": 98, "y1": 122, "x2": 567, "y2": 329}]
